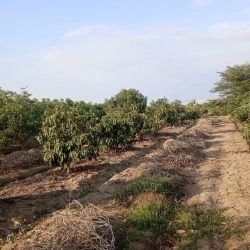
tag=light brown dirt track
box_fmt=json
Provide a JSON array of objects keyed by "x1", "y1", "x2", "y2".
[{"x1": 1, "y1": 116, "x2": 250, "y2": 249}]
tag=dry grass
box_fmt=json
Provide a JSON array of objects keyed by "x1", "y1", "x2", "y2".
[
  {"x1": 177, "y1": 135, "x2": 206, "y2": 149},
  {"x1": 22, "y1": 200, "x2": 115, "y2": 250},
  {"x1": 162, "y1": 119, "x2": 211, "y2": 169},
  {"x1": 132, "y1": 192, "x2": 166, "y2": 208},
  {"x1": 165, "y1": 155, "x2": 181, "y2": 168},
  {"x1": 182, "y1": 128, "x2": 210, "y2": 139},
  {"x1": 194, "y1": 118, "x2": 213, "y2": 132},
  {"x1": 162, "y1": 139, "x2": 189, "y2": 153}
]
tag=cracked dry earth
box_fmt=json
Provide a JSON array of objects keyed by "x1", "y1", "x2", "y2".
[{"x1": 186, "y1": 116, "x2": 250, "y2": 249}]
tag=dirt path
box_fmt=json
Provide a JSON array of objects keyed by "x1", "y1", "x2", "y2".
[
  {"x1": 1, "y1": 117, "x2": 250, "y2": 249},
  {"x1": 186, "y1": 116, "x2": 250, "y2": 249},
  {"x1": 186, "y1": 116, "x2": 250, "y2": 216}
]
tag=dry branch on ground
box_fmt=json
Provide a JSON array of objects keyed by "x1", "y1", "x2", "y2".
[
  {"x1": 162, "y1": 119, "x2": 211, "y2": 168},
  {"x1": 22, "y1": 200, "x2": 115, "y2": 250}
]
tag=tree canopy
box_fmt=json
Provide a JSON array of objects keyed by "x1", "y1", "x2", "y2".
[
  {"x1": 0, "y1": 87, "x2": 202, "y2": 171},
  {"x1": 104, "y1": 89, "x2": 148, "y2": 113},
  {"x1": 211, "y1": 62, "x2": 250, "y2": 98}
]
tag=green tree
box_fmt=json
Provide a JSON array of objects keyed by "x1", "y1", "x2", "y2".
[
  {"x1": 104, "y1": 89, "x2": 148, "y2": 140},
  {"x1": 167, "y1": 100, "x2": 186, "y2": 126},
  {"x1": 211, "y1": 62, "x2": 250, "y2": 98},
  {"x1": 37, "y1": 102, "x2": 100, "y2": 173},
  {"x1": 184, "y1": 100, "x2": 201, "y2": 121},
  {"x1": 0, "y1": 88, "x2": 42, "y2": 153},
  {"x1": 100, "y1": 111, "x2": 133, "y2": 150},
  {"x1": 144, "y1": 98, "x2": 169, "y2": 134},
  {"x1": 104, "y1": 89, "x2": 147, "y2": 114},
  {"x1": 201, "y1": 99, "x2": 228, "y2": 116},
  {"x1": 233, "y1": 103, "x2": 250, "y2": 123},
  {"x1": 209, "y1": 62, "x2": 250, "y2": 143}
]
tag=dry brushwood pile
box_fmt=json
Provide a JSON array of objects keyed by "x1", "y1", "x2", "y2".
[
  {"x1": 162, "y1": 119, "x2": 211, "y2": 168},
  {"x1": 19, "y1": 200, "x2": 115, "y2": 250},
  {"x1": 1, "y1": 149, "x2": 43, "y2": 171}
]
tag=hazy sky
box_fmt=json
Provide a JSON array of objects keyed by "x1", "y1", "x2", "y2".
[{"x1": 1, "y1": 0, "x2": 250, "y2": 103}]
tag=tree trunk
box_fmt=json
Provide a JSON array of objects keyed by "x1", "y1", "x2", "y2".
[{"x1": 67, "y1": 162, "x2": 70, "y2": 174}]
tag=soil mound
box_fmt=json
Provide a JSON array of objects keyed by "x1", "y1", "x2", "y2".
[{"x1": 1, "y1": 149, "x2": 43, "y2": 170}]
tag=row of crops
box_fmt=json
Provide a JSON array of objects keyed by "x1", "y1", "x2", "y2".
[{"x1": 0, "y1": 88, "x2": 201, "y2": 172}]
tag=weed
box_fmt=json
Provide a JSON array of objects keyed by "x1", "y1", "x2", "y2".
[
  {"x1": 128, "y1": 193, "x2": 170, "y2": 235},
  {"x1": 47, "y1": 174, "x2": 57, "y2": 181},
  {"x1": 117, "y1": 175, "x2": 238, "y2": 249},
  {"x1": 129, "y1": 176, "x2": 170, "y2": 195},
  {"x1": 243, "y1": 123, "x2": 250, "y2": 143},
  {"x1": 128, "y1": 194, "x2": 237, "y2": 248},
  {"x1": 172, "y1": 207, "x2": 229, "y2": 248},
  {"x1": 114, "y1": 175, "x2": 177, "y2": 203}
]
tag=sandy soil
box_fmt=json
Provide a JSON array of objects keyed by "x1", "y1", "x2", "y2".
[
  {"x1": 186, "y1": 117, "x2": 250, "y2": 216},
  {"x1": 186, "y1": 116, "x2": 250, "y2": 249},
  {"x1": 1, "y1": 116, "x2": 250, "y2": 249}
]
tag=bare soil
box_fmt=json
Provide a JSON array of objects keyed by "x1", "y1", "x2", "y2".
[
  {"x1": 185, "y1": 116, "x2": 250, "y2": 249},
  {"x1": 0, "y1": 116, "x2": 250, "y2": 249}
]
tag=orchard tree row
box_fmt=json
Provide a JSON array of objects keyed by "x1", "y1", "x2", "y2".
[
  {"x1": 204, "y1": 62, "x2": 250, "y2": 142},
  {"x1": 0, "y1": 88, "x2": 201, "y2": 172}
]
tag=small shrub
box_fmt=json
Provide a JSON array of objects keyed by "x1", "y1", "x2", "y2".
[
  {"x1": 128, "y1": 194, "x2": 231, "y2": 248},
  {"x1": 233, "y1": 103, "x2": 250, "y2": 123},
  {"x1": 128, "y1": 193, "x2": 170, "y2": 235},
  {"x1": 119, "y1": 176, "x2": 235, "y2": 249},
  {"x1": 129, "y1": 176, "x2": 171, "y2": 196},
  {"x1": 114, "y1": 176, "x2": 176, "y2": 202},
  {"x1": 243, "y1": 123, "x2": 250, "y2": 142}
]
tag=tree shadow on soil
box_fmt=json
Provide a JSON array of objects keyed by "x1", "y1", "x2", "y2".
[{"x1": 0, "y1": 136, "x2": 169, "y2": 242}]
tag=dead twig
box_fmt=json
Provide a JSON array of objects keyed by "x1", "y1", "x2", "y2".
[{"x1": 24, "y1": 200, "x2": 115, "y2": 250}]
